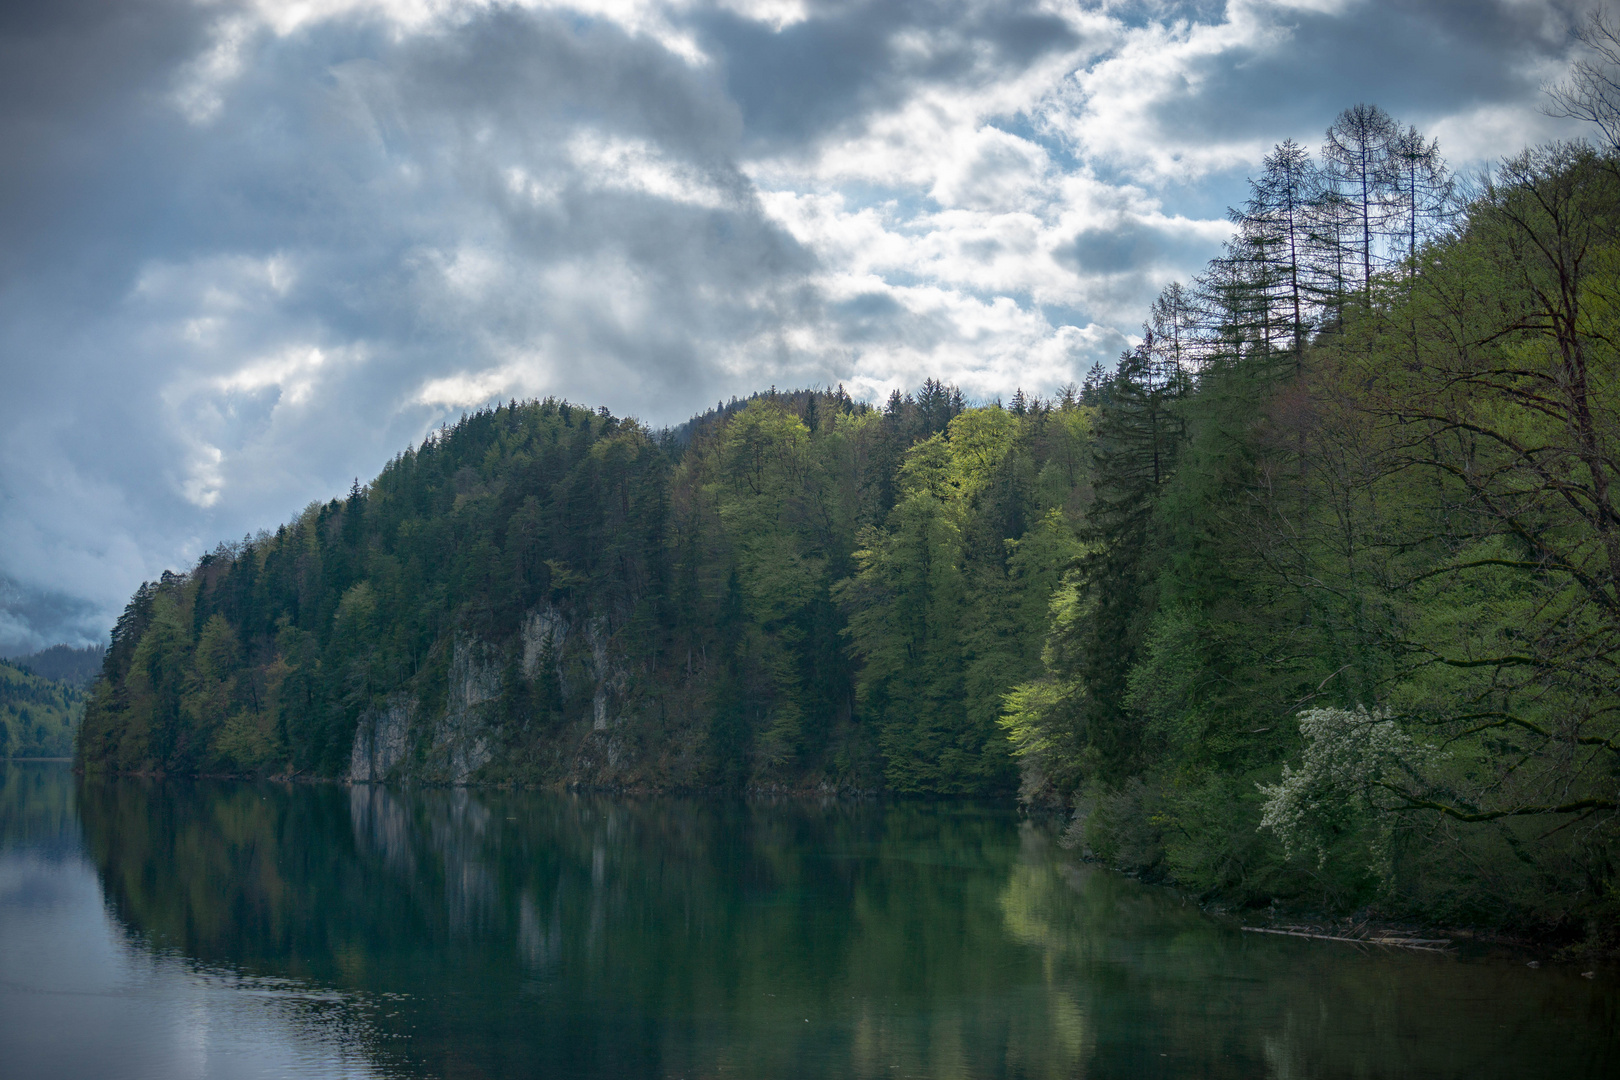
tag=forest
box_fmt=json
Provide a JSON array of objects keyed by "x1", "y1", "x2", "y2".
[
  {"x1": 79, "y1": 105, "x2": 1620, "y2": 939},
  {"x1": 0, "y1": 659, "x2": 87, "y2": 757}
]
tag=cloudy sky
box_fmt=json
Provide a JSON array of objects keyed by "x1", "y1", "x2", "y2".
[{"x1": 0, "y1": 0, "x2": 1598, "y2": 652}]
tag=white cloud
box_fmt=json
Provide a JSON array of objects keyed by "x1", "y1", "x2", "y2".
[
  {"x1": 567, "y1": 131, "x2": 736, "y2": 208},
  {"x1": 1046, "y1": 4, "x2": 1289, "y2": 181},
  {"x1": 214, "y1": 346, "x2": 341, "y2": 405},
  {"x1": 413, "y1": 367, "x2": 521, "y2": 407},
  {"x1": 1428, "y1": 100, "x2": 1590, "y2": 167},
  {"x1": 181, "y1": 441, "x2": 227, "y2": 508},
  {"x1": 171, "y1": 14, "x2": 258, "y2": 125}
]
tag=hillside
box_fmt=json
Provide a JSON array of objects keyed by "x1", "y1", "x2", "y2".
[
  {"x1": 81, "y1": 121, "x2": 1620, "y2": 938},
  {"x1": 79, "y1": 381, "x2": 1087, "y2": 795},
  {"x1": 1, "y1": 660, "x2": 86, "y2": 757},
  {"x1": 6, "y1": 644, "x2": 106, "y2": 686}
]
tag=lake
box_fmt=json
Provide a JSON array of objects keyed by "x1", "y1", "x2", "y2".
[{"x1": 0, "y1": 760, "x2": 1613, "y2": 1078}]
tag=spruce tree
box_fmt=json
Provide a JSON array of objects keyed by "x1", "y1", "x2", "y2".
[{"x1": 1068, "y1": 337, "x2": 1187, "y2": 778}]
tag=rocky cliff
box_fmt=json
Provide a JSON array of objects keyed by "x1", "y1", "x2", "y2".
[{"x1": 348, "y1": 603, "x2": 659, "y2": 787}]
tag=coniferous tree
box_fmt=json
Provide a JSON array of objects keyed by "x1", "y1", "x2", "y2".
[
  {"x1": 1321, "y1": 103, "x2": 1400, "y2": 300},
  {"x1": 1064, "y1": 336, "x2": 1187, "y2": 779},
  {"x1": 1388, "y1": 125, "x2": 1454, "y2": 274},
  {"x1": 1234, "y1": 140, "x2": 1322, "y2": 358}
]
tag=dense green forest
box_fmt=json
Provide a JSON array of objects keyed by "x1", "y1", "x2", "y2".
[
  {"x1": 81, "y1": 107, "x2": 1620, "y2": 937},
  {"x1": 0, "y1": 660, "x2": 86, "y2": 757},
  {"x1": 79, "y1": 377, "x2": 1081, "y2": 796}
]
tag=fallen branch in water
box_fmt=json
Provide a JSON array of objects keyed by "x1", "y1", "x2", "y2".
[{"x1": 1241, "y1": 925, "x2": 1453, "y2": 951}]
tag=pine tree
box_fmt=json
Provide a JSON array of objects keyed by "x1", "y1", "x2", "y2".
[
  {"x1": 1233, "y1": 140, "x2": 1322, "y2": 357},
  {"x1": 1388, "y1": 125, "x2": 1453, "y2": 275}
]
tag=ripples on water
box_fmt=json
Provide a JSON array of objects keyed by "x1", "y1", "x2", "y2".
[{"x1": 0, "y1": 760, "x2": 1613, "y2": 1079}]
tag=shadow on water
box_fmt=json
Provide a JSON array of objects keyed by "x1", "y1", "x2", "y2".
[{"x1": 2, "y1": 763, "x2": 1613, "y2": 1078}]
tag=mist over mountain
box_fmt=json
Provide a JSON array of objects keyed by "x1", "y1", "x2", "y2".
[{"x1": 3, "y1": 644, "x2": 107, "y2": 687}]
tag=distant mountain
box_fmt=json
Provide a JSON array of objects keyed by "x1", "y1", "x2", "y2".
[{"x1": 6, "y1": 644, "x2": 105, "y2": 687}]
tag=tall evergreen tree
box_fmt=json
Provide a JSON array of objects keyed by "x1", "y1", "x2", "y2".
[
  {"x1": 1388, "y1": 124, "x2": 1454, "y2": 273},
  {"x1": 1233, "y1": 140, "x2": 1322, "y2": 357},
  {"x1": 1066, "y1": 337, "x2": 1187, "y2": 778}
]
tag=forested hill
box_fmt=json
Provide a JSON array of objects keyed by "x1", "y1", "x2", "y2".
[
  {"x1": 82, "y1": 109, "x2": 1620, "y2": 936},
  {"x1": 0, "y1": 661, "x2": 86, "y2": 757},
  {"x1": 80, "y1": 379, "x2": 1086, "y2": 796}
]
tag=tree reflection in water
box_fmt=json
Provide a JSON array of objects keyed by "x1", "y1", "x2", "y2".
[{"x1": 57, "y1": 774, "x2": 1618, "y2": 1079}]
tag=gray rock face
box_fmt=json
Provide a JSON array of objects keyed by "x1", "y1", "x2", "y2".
[
  {"x1": 347, "y1": 635, "x2": 499, "y2": 785},
  {"x1": 348, "y1": 606, "x2": 635, "y2": 786},
  {"x1": 427, "y1": 636, "x2": 499, "y2": 784},
  {"x1": 522, "y1": 604, "x2": 626, "y2": 734},
  {"x1": 585, "y1": 616, "x2": 621, "y2": 732},
  {"x1": 348, "y1": 696, "x2": 415, "y2": 782},
  {"x1": 521, "y1": 605, "x2": 568, "y2": 681}
]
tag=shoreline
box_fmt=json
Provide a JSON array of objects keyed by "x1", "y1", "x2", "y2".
[{"x1": 71, "y1": 763, "x2": 1006, "y2": 803}]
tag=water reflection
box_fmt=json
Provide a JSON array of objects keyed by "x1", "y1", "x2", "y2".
[
  {"x1": 996, "y1": 843, "x2": 1618, "y2": 1077},
  {"x1": 0, "y1": 763, "x2": 392, "y2": 1079},
  {"x1": 2, "y1": 762, "x2": 1616, "y2": 1078}
]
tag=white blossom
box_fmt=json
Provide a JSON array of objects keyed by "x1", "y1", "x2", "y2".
[{"x1": 1258, "y1": 706, "x2": 1439, "y2": 871}]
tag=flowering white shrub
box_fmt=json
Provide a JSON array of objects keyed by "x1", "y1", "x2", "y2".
[{"x1": 1258, "y1": 706, "x2": 1436, "y2": 871}]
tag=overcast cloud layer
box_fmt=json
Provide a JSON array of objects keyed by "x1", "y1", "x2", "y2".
[{"x1": 0, "y1": 0, "x2": 1596, "y2": 651}]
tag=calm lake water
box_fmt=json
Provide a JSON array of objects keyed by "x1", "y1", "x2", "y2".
[{"x1": 0, "y1": 761, "x2": 1613, "y2": 1079}]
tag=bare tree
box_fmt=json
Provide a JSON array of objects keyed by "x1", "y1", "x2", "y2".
[
  {"x1": 1544, "y1": 8, "x2": 1620, "y2": 150},
  {"x1": 1388, "y1": 125, "x2": 1454, "y2": 273},
  {"x1": 1148, "y1": 280, "x2": 1199, "y2": 376},
  {"x1": 1304, "y1": 186, "x2": 1356, "y2": 330},
  {"x1": 1322, "y1": 104, "x2": 1400, "y2": 299}
]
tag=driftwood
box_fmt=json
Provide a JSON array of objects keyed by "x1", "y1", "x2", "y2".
[{"x1": 1241, "y1": 925, "x2": 1453, "y2": 952}]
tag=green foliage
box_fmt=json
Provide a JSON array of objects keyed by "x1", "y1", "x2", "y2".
[
  {"x1": 838, "y1": 405, "x2": 1087, "y2": 794},
  {"x1": 82, "y1": 391, "x2": 1090, "y2": 795},
  {"x1": 0, "y1": 659, "x2": 86, "y2": 756},
  {"x1": 1002, "y1": 135, "x2": 1620, "y2": 940}
]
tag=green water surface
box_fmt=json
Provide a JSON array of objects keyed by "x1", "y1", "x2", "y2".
[{"x1": 0, "y1": 761, "x2": 1613, "y2": 1078}]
